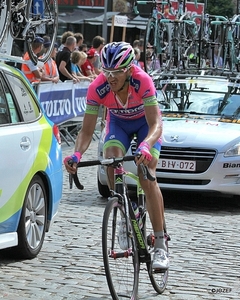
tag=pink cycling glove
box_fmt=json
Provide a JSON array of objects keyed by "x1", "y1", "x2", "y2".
[
  {"x1": 136, "y1": 141, "x2": 152, "y2": 161},
  {"x1": 63, "y1": 151, "x2": 82, "y2": 165}
]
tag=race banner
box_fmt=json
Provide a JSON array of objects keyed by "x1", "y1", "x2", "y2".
[{"x1": 36, "y1": 80, "x2": 90, "y2": 125}]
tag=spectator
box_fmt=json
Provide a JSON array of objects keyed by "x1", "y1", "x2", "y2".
[
  {"x1": 132, "y1": 39, "x2": 140, "y2": 48},
  {"x1": 81, "y1": 48, "x2": 98, "y2": 79},
  {"x1": 41, "y1": 41, "x2": 59, "y2": 83},
  {"x1": 71, "y1": 50, "x2": 92, "y2": 82},
  {"x1": 79, "y1": 43, "x2": 88, "y2": 53},
  {"x1": 133, "y1": 47, "x2": 142, "y2": 68},
  {"x1": 74, "y1": 32, "x2": 84, "y2": 50},
  {"x1": 138, "y1": 38, "x2": 145, "y2": 65},
  {"x1": 56, "y1": 36, "x2": 79, "y2": 83},
  {"x1": 91, "y1": 35, "x2": 105, "y2": 74},
  {"x1": 21, "y1": 36, "x2": 44, "y2": 83},
  {"x1": 58, "y1": 31, "x2": 74, "y2": 52}
]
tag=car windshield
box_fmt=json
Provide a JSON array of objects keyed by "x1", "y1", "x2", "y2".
[{"x1": 156, "y1": 77, "x2": 240, "y2": 118}]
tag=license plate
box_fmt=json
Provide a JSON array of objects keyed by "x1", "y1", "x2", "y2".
[{"x1": 158, "y1": 159, "x2": 196, "y2": 171}]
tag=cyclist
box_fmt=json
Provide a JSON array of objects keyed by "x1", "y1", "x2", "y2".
[{"x1": 64, "y1": 42, "x2": 169, "y2": 270}]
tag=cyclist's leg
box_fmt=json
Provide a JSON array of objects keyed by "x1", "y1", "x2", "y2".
[
  {"x1": 136, "y1": 123, "x2": 169, "y2": 268},
  {"x1": 103, "y1": 115, "x2": 133, "y2": 189}
]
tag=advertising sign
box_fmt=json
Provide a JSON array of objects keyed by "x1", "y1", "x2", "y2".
[{"x1": 37, "y1": 81, "x2": 89, "y2": 124}]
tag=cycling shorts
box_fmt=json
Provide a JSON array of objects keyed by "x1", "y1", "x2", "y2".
[{"x1": 103, "y1": 114, "x2": 161, "y2": 158}]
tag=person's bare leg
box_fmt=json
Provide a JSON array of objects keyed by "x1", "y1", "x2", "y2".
[{"x1": 104, "y1": 146, "x2": 124, "y2": 190}]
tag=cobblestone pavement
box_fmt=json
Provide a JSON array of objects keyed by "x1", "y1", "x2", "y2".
[{"x1": 1, "y1": 139, "x2": 240, "y2": 300}]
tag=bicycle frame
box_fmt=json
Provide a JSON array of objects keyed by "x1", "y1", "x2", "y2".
[{"x1": 110, "y1": 163, "x2": 151, "y2": 262}]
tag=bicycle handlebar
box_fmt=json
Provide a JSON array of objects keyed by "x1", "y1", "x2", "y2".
[{"x1": 68, "y1": 155, "x2": 156, "y2": 190}]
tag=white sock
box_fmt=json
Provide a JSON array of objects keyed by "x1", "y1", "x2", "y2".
[{"x1": 154, "y1": 231, "x2": 167, "y2": 251}]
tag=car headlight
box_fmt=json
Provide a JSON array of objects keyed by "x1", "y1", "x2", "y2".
[{"x1": 224, "y1": 142, "x2": 240, "y2": 157}]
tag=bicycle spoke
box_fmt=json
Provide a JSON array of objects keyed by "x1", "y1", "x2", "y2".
[
  {"x1": 25, "y1": 0, "x2": 58, "y2": 65},
  {"x1": 102, "y1": 197, "x2": 139, "y2": 300}
]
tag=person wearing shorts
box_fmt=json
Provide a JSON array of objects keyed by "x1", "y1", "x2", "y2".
[{"x1": 64, "y1": 42, "x2": 169, "y2": 270}]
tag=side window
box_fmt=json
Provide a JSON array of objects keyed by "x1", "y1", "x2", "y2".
[
  {"x1": 0, "y1": 83, "x2": 10, "y2": 125},
  {"x1": 0, "y1": 77, "x2": 21, "y2": 125},
  {"x1": 5, "y1": 73, "x2": 41, "y2": 122}
]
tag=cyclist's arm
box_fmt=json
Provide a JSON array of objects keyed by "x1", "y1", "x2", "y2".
[
  {"x1": 144, "y1": 103, "x2": 162, "y2": 148},
  {"x1": 74, "y1": 111, "x2": 98, "y2": 155}
]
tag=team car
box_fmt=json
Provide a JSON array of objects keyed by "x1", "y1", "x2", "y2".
[
  {"x1": 97, "y1": 73, "x2": 240, "y2": 198},
  {"x1": 0, "y1": 62, "x2": 63, "y2": 258}
]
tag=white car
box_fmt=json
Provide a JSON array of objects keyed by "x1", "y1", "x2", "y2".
[
  {"x1": 97, "y1": 74, "x2": 240, "y2": 198},
  {"x1": 0, "y1": 62, "x2": 63, "y2": 258}
]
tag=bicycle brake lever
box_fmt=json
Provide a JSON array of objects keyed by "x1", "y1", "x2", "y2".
[
  {"x1": 68, "y1": 159, "x2": 74, "y2": 189},
  {"x1": 140, "y1": 163, "x2": 156, "y2": 182}
]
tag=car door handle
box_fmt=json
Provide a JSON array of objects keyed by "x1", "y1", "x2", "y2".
[{"x1": 20, "y1": 137, "x2": 31, "y2": 150}]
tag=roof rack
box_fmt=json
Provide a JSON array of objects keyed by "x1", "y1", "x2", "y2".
[
  {"x1": 150, "y1": 66, "x2": 240, "y2": 81},
  {"x1": 0, "y1": 53, "x2": 44, "y2": 67}
]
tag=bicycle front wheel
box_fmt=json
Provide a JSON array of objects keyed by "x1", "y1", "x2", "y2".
[
  {"x1": 102, "y1": 197, "x2": 139, "y2": 300},
  {"x1": 26, "y1": 0, "x2": 58, "y2": 65}
]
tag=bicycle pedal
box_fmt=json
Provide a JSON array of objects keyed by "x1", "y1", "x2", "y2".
[{"x1": 165, "y1": 234, "x2": 171, "y2": 241}]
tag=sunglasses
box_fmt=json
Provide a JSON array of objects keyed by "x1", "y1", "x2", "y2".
[{"x1": 102, "y1": 67, "x2": 130, "y2": 78}]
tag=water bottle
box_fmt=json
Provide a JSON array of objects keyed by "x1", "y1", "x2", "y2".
[{"x1": 131, "y1": 202, "x2": 143, "y2": 229}]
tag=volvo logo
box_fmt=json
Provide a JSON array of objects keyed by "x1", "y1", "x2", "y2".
[{"x1": 171, "y1": 135, "x2": 179, "y2": 142}]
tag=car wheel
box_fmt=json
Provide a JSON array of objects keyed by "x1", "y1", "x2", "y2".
[
  {"x1": 15, "y1": 175, "x2": 47, "y2": 259},
  {"x1": 98, "y1": 178, "x2": 110, "y2": 198}
]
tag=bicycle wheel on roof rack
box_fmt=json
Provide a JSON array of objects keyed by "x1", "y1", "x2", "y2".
[
  {"x1": 232, "y1": 14, "x2": 240, "y2": 72},
  {"x1": 25, "y1": 0, "x2": 58, "y2": 65},
  {"x1": 144, "y1": 17, "x2": 169, "y2": 74},
  {"x1": 0, "y1": 0, "x2": 10, "y2": 47},
  {"x1": 210, "y1": 20, "x2": 225, "y2": 68}
]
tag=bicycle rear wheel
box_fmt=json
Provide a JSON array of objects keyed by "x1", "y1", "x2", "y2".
[
  {"x1": 0, "y1": 0, "x2": 10, "y2": 47},
  {"x1": 25, "y1": 0, "x2": 58, "y2": 65},
  {"x1": 102, "y1": 197, "x2": 139, "y2": 300},
  {"x1": 146, "y1": 220, "x2": 169, "y2": 294}
]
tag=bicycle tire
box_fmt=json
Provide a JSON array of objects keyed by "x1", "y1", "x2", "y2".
[
  {"x1": 144, "y1": 17, "x2": 169, "y2": 74},
  {"x1": 146, "y1": 220, "x2": 169, "y2": 294},
  {"x1": 0, "y1": 0, "x2": 10, "y2": 47},
  {"x1": 144, "y1": 17, "x2": 157, "y2": 74},
  {"x1": 25, "y1": 0, "x2": 58, "y2": 65},
  {"x1": 102, "y1": 197, "x2": 139, "y2": 300}
]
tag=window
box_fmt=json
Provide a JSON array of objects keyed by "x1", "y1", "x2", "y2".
[{"x1": 6, "y1": 73, "x2": 40, "y2": 122}]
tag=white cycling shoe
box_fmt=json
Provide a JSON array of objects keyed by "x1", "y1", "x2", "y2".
[{"x1": 152, "y1": 248, "x2": 169, "y2": 270}]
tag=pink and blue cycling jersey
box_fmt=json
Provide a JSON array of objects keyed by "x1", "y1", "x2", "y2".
[
  {"x1": 86, "y1": 64, "x2": 162, "y2": 156},
  {"x1": 86, "y1": 64, "x2": 160, "y2": 119}
]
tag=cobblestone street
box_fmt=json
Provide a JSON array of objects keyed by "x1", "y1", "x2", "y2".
[{"x1": 0, "y1": 140, "x2": 240, "y2": 300}]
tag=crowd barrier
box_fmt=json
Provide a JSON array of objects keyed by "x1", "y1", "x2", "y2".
[
  {"x1": 35, "y1": 80, "x2": 91, "y2": 145},
  {"x1": 35, "y1": 80, "x2": 90, "y2": 125}
]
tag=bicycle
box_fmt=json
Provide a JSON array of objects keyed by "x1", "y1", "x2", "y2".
[
  {"x1": 211, "y1": 15, "x2": 240, "y2": 73},
  {"x1": 0, "y1": 0, "x2": 58, "y2": 65},
  {"x1": 132, "y1": 0, "x2": 172, "y2": 74},
  {"x1": 69, "y1": 156, "x2": 170, "y2": 299}
]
